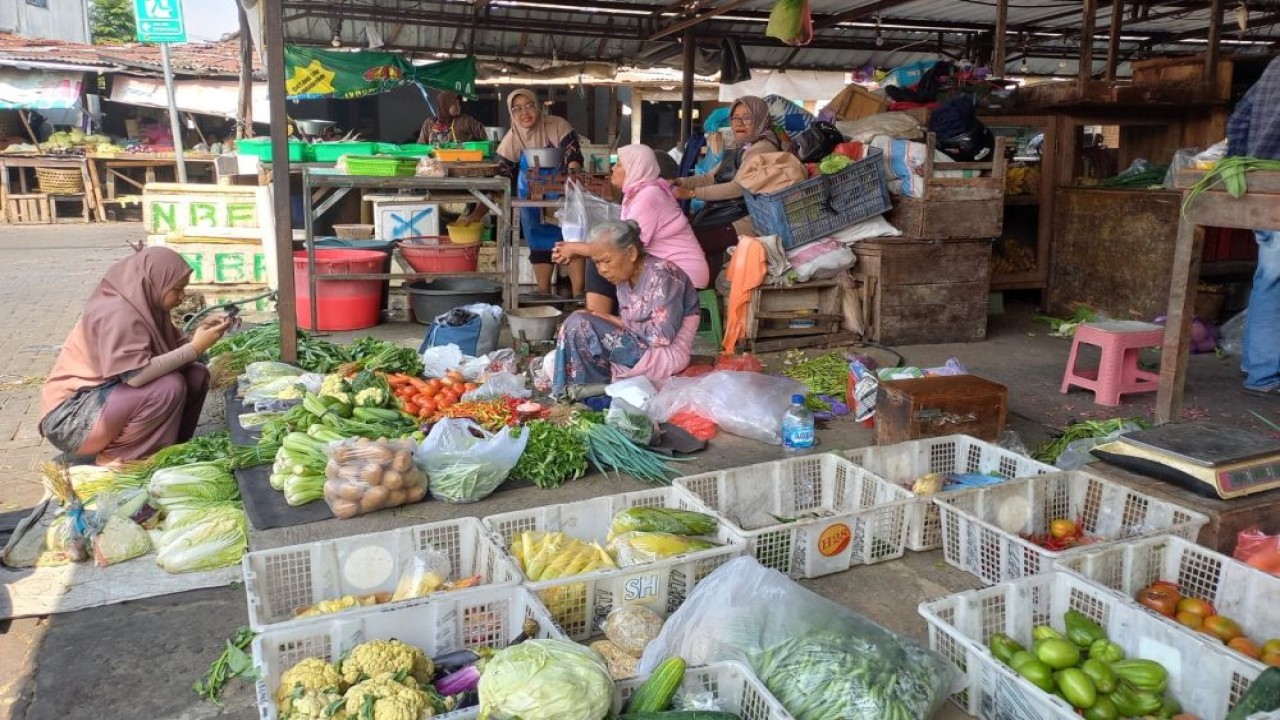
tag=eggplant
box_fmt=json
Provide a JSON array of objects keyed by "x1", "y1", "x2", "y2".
[
  {"x1": 435, "y1": 664, "x2": 481, "y2": 696},
  {"x1": 431, "y1": 649, "x2": 481, "y2": 674}
]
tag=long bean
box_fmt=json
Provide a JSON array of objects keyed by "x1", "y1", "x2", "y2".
[{"x1": 582, "y1": 422, "x2": 683, "y2": 485}]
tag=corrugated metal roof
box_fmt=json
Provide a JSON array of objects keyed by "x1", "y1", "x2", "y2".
[{"x1": 0, "y1": 33, "x2": 258, "y2": 77}]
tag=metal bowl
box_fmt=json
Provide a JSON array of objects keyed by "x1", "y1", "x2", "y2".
[
  {"x1": 294, "y1": 119, "x2": 336, "y2": 136},
  {"x1": 522, "y1": 147, "x2": 562, "y2": 169}
]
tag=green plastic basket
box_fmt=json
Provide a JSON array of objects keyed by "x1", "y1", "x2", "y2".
[
  {"x1": 312, "y1": 141, "x2": 376, "y2": 163},
  {"x1": 462, "y1": 141, "x2": 493, "y2": 158},
  {"x1": 343, "y1": 155, "x2": 418, "y2": 177}
]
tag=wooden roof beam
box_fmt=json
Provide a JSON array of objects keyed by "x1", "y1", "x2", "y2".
[{"x1": 649, "y1": 0, "x2": 752, "y2": 40}]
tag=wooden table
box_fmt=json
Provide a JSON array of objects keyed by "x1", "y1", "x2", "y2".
[
  {"x1": 0, "y1": 154, "x2": 98, "y2": 222},
  {"x1": 86, "y1": 152, "x2": 218, "y2": 221},
  {"x1": 1157, "y1": 170, "x2": 1280, "y2": 423}
]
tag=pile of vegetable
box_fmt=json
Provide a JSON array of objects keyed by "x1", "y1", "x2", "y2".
[
  {"x1": 510, "y1": 420, "x2": 589, "y2": 489},
  {"x1": 1021, "y1": 516, "x2": 1103, "y2": 551},
  {"x1": 780, "y1": 350, "x2": 847, "y2": 397},
  {"x1": 590, "y1": 605, "x2": 668, "y2": 680},
  {"x1": 1132, "y1": 580, "x2": 1280, "y2": 666},
  {"x1": 478, "y1": 639, "x2": 614, "y2": 720},
  {"x1": 148, "y1": 461, "x2": 249, "y2": 573},
  {"x1": 322, "y1": 437, "x2": 428, "y2": 519},
  {"x1": 386, "y1": 370, "x2": 480, "y2": 422},
  {"x1": 207, "y1": 323, "x2": 351, "y2": 388},
  {"x1": 343, "y1": 337, "x2": 424, "y2": 376},
  {"x1": 1032, "y1": 306, "x2": 1099, "y2": 338},
  {"x1": 986, "y1": 609, "x2": 1194, "y2": 719},
  {"x1": 1032, "y1": 417, "x2": 1152, "y2": 464}
]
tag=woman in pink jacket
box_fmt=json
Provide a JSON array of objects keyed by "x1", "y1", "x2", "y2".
[{"x1": 553, "y1": 144, "x2": 709, "y2": 314}]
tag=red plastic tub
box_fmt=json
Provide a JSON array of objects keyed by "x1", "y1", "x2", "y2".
[
  {"x1": 293, "y1": 249, "x2": 386, "y2": 331},
  {"x1": 399, "y1": 236, "x2": 479, "y2": 273}
]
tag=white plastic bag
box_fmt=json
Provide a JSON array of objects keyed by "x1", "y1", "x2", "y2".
[
  {"x1": 415, "y1": 419, "x2": 528, "y2": 503},
  {"x1": 637, "y1": 557, "x2": 959, "y2": 720},
  {"x1": 1220, "y1": 309, "x2": 1246, "y2": 356},
  {"x1": 422, "y1": 344, "x2": 466, "y2": 378},
  {"x1": 647, "y1": 371, "x2": 806, "y2": 445},
  {"x1": 558, "y1": 178, "x2": 622, "y2": 243},
  {"x1": 605, "y1": 376, "x2": 658, "y2": 411},
  {"x1": 461, "y1": 371, "x2": 531, "y2": 401}
]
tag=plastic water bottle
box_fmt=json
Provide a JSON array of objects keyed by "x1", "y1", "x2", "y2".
[{"x1": 782, "y1": 394, "x2": 816, "y2": 455}]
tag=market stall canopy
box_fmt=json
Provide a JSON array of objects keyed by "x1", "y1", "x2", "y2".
[
  {"x1": 283, "y1": 47, "x2": 476, "y2": 100},
  {"x1": 0, "y1": 68, "x2": 82, "y2": 110},
  {"x1": 267, "y1": 0, "x2": 1276, "y2": 77},
  {"x1": 110, "y1": 76, "x2": 271, "y2": 121}
]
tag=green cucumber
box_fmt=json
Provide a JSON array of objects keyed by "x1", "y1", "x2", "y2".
[
  {"x1": 618, "y1": 713, "x2": 740, "y2": 720},
  {"x1": 623, "y1": 658, "x2": 686, "y2": 713},
  {"x1": 1227, "y1": 667, "x2": 1280, "y2": 720}
]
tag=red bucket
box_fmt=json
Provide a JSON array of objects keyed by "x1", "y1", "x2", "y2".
[
  {"x1": 293, "y1": 249, "x2": 386, "y2": 331},
  {"x1": 399, "y1": 236, "x2": 479, "y2": 273}
]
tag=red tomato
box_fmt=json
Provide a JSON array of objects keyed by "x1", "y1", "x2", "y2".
[
  {"x1": 426, "y1": 379, "x2": 443, "y2": 395},
  {"x1": 419, "y1": 398, "x2": 437, "y2": 415}
]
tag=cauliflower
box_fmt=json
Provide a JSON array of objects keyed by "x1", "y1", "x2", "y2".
[
  {"x1": 340, "y1": 639, "x2": 434, "y2": 686},
  {"x1": 281, "y1": 686, "x2": 347, "y2": 720},
  {"x1": 343, "y1": 672, "x2": 432, "y2": 720},
  {"x1": 354, "y1": 387, "x2": 388, "y2": 408},
  {"x1": 278, "y1": 383, "x2": 308, "y2": 400},
  {"x1": 320, "y1": 374, "x2": 350, "y2": 402},
  {"x1": 277, "y1": 657, "x2": 346, "y2": 710}
]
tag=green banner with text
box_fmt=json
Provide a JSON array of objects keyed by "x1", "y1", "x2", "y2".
[{"x1": 284, "y1": 48, "x2": 475, "y2": 101}]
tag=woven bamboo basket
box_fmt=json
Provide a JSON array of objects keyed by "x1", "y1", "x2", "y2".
[
  {"x1": 0, "y1": 111, "x2": 20, "y2": 138},
  {"x1": 35, "y1": 168, "x2": 86, "y2": 194}
]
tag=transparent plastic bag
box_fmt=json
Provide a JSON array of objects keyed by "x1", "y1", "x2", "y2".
[
  {"x1": 607, "y1": 531, "x2": 719, "y2": 567},
  {"x1": 1220, "y1": 309, "x2": 1247, "y2": 356},
  {"x1": 243, "y1": 374, "x2": 322, "y2": 404},
  {"x1": 589, "y1": 640, "x2": 639, "y2": 680},
  {"x1": 638, "y1": 557, "x2": 960, "y2": 720},
  {"x1": 390, "y1": 547, "x2": 454, "y2": 601},
  {"x1": 461, "y1": 371, "x2": 530, "y2": 402},
  {"x1": 1055, "y1": 422, "x2": 1143, "y2": 470},
  {"x1": 603, "y1": 605, "x2": 666, "y2": 657},
  {"x1": 647, "y1": 371, "x2": 806, "y2": 445},
  {"x1": 414, "y1": 418, "x2": 527, "y2": 503},
  {"x1": 1234, "y1": 526, "x2": 1280, "y2": 575},
  {"x1": 322, "y1": 437, "x2": 427, "y2": 519},
  {"x1": 245, "y1": 361, "x2": 305, "y2": 383},
  {"x1": 606, "y1": 398, "x2": 656, "y2": 445}
]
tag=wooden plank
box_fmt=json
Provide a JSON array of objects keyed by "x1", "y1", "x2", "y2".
[
  {"x1": 1156, "y1": 215, "x2": 1205, "y2": 424},
  {"x1": 880, "y1": 281, "x2": 989, "y2": 306},
  {"x1": 886, "y1": 198, "x2": 1004, "y2": 239},
  {"x1": 919, "y1": 182, "x2": 1005, "y2": 199},
  {"x1": 1079, "y1": 0, "x2": 1097, "y2": 85},
  {"x1": 1206, "y1": 0, "x2": 1224, "y2": 97},
  {"x1": 1181, "y1": 192, "x2": 1280, "y2": 230},
  {"x1": 992, "y1": 0, "x2": 1007, "y2": 77},
  {"x1": 748, "y1": 331, "x2": 860, "y2": 354},
  {"x1": 862, "y1": 240, "x2": 991, "y2": 285},
  {"x1": 1104, "y1": 0, "x2": 1123, "y2": 82},
  {"x1": 881, "y1": 302, "x2": 988, "y2": 326}
]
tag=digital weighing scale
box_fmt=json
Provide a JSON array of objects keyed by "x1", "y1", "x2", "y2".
[{"x1": 1092, "y1": 423, "x2": 1280, "y2": 499}]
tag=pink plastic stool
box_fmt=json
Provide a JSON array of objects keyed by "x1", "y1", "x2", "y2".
[{"x1": 1060, "y1": 320, "x2": 1166, "y2": 406}]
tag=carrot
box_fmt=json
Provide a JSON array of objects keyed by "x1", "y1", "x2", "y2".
[{"x1": 408, "y1": 377, "x2": 430, "y2": 392}]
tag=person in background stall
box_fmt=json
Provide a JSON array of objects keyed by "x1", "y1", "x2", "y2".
[
  {"x1": 39, "y1": 248, "x2": 233, "y2": 465},
  {"x1": 465, "y1": 88, "x2": 585, "y2": 296},
  {"x1": 548, "y1": 221, "x2": 700, "y2": 398},
  {"x1": 1228, "y1": 56, "x2": 1280, "y2": 397},
  {"x1": 417, "y1": 90, "x2": 488, "y2": 145},
  {"x1": 672, "y1": 95, "x2": 781, "y2": 280},
  {"x1": 551, "y1": 144, "x2": 708, "y2": 315}
]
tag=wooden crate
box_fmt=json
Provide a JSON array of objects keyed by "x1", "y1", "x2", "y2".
[
  {"x1": 875, "y1": 375, "x2": 1008, "y2": 444},
  {"x1": 827, "y1": 83, "x2": 887, "y2": 121},
  {"x1": 884, "y1": 134, "x2": 1008, "y2": 240},
  {"x1": 5, "y1": 194, "x2": 51, "y2": 224},
  {"x1": 851, "y1": 238, "x2": 991, "y2": 345},
  {"x1": 742, "y1": 279, "x2": 857, "y2": 352}
]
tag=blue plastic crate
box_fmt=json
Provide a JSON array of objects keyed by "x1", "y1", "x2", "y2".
[{"x1": 743, "y1": 147, "x2": 891, "y2": 250}]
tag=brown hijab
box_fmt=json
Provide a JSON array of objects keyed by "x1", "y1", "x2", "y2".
[
  {"x1": 41, "y1": 247, "x2": 191, "y2": 415},
  {"x1": 731, "y1": 95, "x2": 776, "y2": 148},
  {"x1": 496, "y1": 88, "x2": 576, "y2": 164},
  {"x1": 434, "y1": 91, "x2": 487, "y2": 143}
]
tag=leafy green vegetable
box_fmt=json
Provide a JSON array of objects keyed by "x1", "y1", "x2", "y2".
[
  {"x1": 346, "y1": 337, "x2": 425, "y2": 376},
  {"x1": 1032, "y1": 306, "x2": 1098, "y2": 337},
  {"x1": 147, "y1": 462, "x2": 238, "y2": 507},
  {"x1": 207, "y1": 323, "x2": 350, "y2": 387},
  {"x1": 1032, "y1": 417, "x2": 1152, "y2": 464},
  {"x1": 155, "y1": 507, "x2": 247, "y2": 573},
  {"x1": 573, "y1": 416, "x2": 684, "y2": 485},
  {"x1": 193, "y1": 626, "x2": 257, "y2": 705},
  {"x1": 818, "y1": 153, "x2": 852, "y2": 175},
  {"x1": 781, "y1": 351, "x2": 848, "y2": 397},
  {"x1": 1183, "y1": 156, "x2": 1280, "y2": 218},
  {"x1": 477, "y1": 639, "x2": 613, "y2": 720},
  {"x1": 511, "y1": 421, "x2": 588, "y2": 489}
]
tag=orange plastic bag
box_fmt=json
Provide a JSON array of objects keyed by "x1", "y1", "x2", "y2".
[
  {"x1": 715, "y1": 353, "x2": 763, "y2": 373},
  {"x1": 1234, "y1": 526, "x2": 1280, "y2": 576},
  {"x1": 668, "y1": 411, "x2": 718, "y2": 441}
]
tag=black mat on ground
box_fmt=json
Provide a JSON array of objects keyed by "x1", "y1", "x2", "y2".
[{"x1": 226, "y1": 389, "x2": 335, "y2": 530}]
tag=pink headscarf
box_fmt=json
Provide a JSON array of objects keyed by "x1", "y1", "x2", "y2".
[{"x1": 618, "y1": 144, "x2": 673, "y2": 204}]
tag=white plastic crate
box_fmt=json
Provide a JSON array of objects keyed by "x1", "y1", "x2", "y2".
[
  {"x1": 844, "y1": 434, "x2": 1057, "y2": 551},
  {"x1": 918, "y1": 571, "x2": 1264, "y2": 720},
  {"x1": 674, "y1": 453, "x2": 914, "y2": 578},
  {"x1": 1056, "y1": 534, "x2": 1280, "y2": 672},
  {"x1": 482, "y1": 488, "x2": 745, "y2": 640},
  {"x1": 935, "y1": 470, "x2": 1209, "y2": 585},
  {"x1": 252, "y1": 585, "x2": 561, "y2": 720},
  {"x1": 446, "y1": 661, "x2": 792, "y2": 720},
  {"x1": 242, "y1": 517, "x2": 521, "y2": 632}
]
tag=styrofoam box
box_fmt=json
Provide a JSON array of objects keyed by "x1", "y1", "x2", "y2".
[
  {"x1": 242, "y1": 517, "x2": 521, "y2": 632},
  {"x1": 446, "y1": 661, "x2": 792, "y2": 720},
  {"x1": 252, "y1": 585, "x2": 561, "y2": 720},
  {"x1": 918, "y1": 571, "x2": 1264, "y2": 719},
  {"x1": 1056, "y1": 534, "x2": 1280, "y2": 674},
  {"x1": 844, "y1": 434, "x2": 1057, "y2": 551},
  {"x1": 934, "y1": 470, "x2": 1209, "y2": 585},
  {"x1": 482, "y1": 488, "x2": 745, "y2": 640},
  {"x1": 674, "y1": 453, "x2": 914, "y2": 579}
]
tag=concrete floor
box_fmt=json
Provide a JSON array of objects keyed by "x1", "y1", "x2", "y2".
[{"x1": 1, "y1": 223, "x2": 1276, "y2": 720}]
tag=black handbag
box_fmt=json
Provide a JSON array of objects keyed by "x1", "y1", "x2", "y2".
[
  {"x1": 792, "y1": 121, "x2": 846, "y2": 163},
  {"x1": 38, "y1": 381, "x2": 117, "y2": 453},
  {"x1": 688, "y1": 147, "x2": 749, "y2": 230}
]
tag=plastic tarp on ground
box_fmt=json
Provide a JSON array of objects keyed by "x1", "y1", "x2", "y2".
[{"x1": 0, "y1": 497, "x2": 241, "y2": 619}]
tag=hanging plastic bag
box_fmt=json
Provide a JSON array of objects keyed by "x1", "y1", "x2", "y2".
[
  {"x1": 606, "y1": 398, "x2": 657, "y2": 445},
  {"x1": 765, "y1": 0, "x2": 814, "y2": 47},
  {"x1": 414, "y1": 418, "x2": 528, "y2": 503},
  {"x1": 638, "y1": 557, "x2": 959, "y2": 719},
  {"x1": 1220, "y1": 309, "x2": 1247, "y2": 356},
  {"x1": 646, "y1": 371, "x2": 805, "y2": 445},
  {"x1": 557, "y1": 178, "x2": 590, "y2": 243},
  {"x1": 1234, "y1": 526, "x2": 1280, "y2": 576}
]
